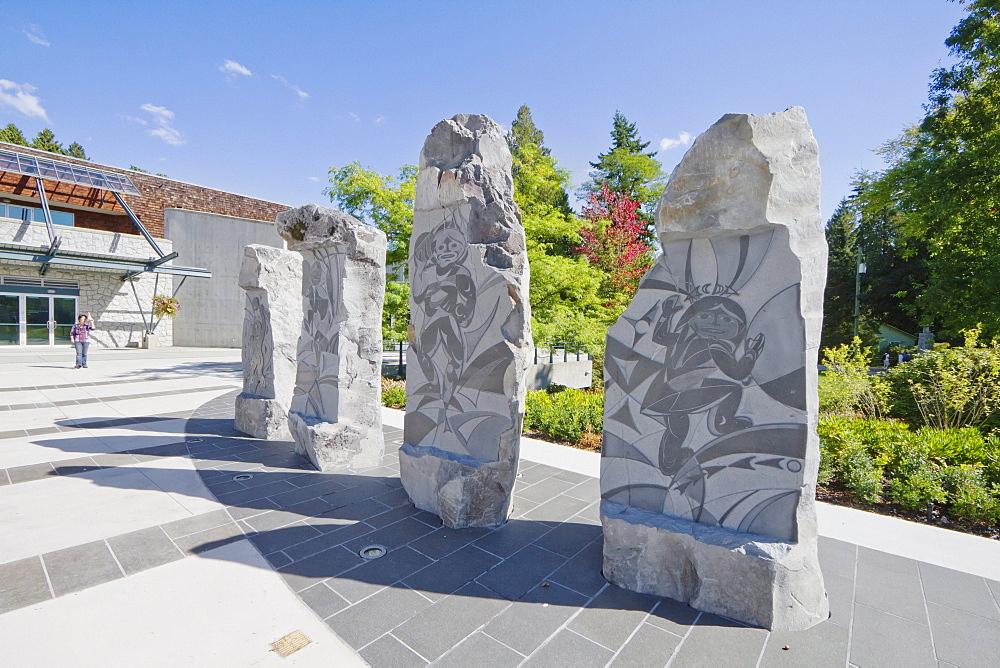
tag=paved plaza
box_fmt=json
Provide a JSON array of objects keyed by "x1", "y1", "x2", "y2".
[{"x1": 1, "y1": 347, "x2": 999, "y2": 666}]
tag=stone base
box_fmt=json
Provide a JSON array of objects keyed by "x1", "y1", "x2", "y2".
[
  {"x1": 601, "y1": 500, "x2": 828, "y2": 631},
  {"x1": 288, "y1": 411, "x2": 384, "y2": 471},
  {"x1": 399, "y1": 443, "x2": 515, "y2": 529},
  {"x1": 234, "y1": 394, "x2": 291, "y2": 440}
]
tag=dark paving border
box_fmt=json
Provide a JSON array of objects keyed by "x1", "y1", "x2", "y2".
[{"x1": 1, "y1": 384, "x2": 236, "y2": 411}]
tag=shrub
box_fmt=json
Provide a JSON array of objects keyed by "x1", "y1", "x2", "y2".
[
  {"x1": 524, "y1": 388, "x2": 603, "y2": 444},
  {"x1": 941, "y1": 464, "x2": 1000, "y2": 525},
  {"x1": 886, "y1": 444, "x2": 946, "y2": 510},
  {"x1": 820, "y1": 338, "x2": 888, "y2": 417},
  {"x1": 838, "y1": 443, "x2": 884, "y2": 504},
  {"x1": 381, "y1": 378, "x2": 406, "y2": 409}
]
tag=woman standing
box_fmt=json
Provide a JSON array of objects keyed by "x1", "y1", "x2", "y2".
[{"x1": 70, "y1": 312, "x2": 95, "y2": 369}]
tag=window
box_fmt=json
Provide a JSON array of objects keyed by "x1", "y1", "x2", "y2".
[{"x1": 0, "y1": 203, "x2": 74, "y2": 226}]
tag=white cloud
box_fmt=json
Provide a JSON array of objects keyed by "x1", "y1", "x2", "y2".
[
  {"x1": 0, "y1": 79, "x2": 48, "y2": 120},
  {"x1": 219, "y1": 59, "x2": 253, "y2": 78},
  {"x1": 373, "y1": 116, "x2": 385, "y2": 126},
  {"x1": 307, "y1": 176, "x2": 321, "y2": 182},
  {"x1": 660, "y1": 131, "x2": 693, "y2": 151},
  {"x1": 23, "y1": 25, "x2": 50, "y2": 47},
  {"x1": 271, "y1": 74, "x2": 309, "y2": 99},
  {"x1": 349, "y1": 112, "x2": 360, "y2": 122},
  {"x1": 138, "y1": 103, "x2": 185, "y2": 145}
]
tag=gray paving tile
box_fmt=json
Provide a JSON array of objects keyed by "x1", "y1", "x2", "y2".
[
  {"x1": 359, "y1": 633, "x2": 427, "y2": 667},
  {"x1": 547, "y1": 539, "x2": 607, "y2": 597},
  {"x1": 926, "y1": 601, "x2": 1000, "y2": 667},
  {"x1": 325, "y1": 586, "x2": 433, "y2": 649},
  {"x1": 522, "y1": 493, "x2": 590, "y2": 524},
  {"x1": 668, "y1": 614, "x2": 767, "y2": 667},
  {"x1": 365, "y1": 503, "x2": 420, "y2": 530},
  {"x1": 160, "y1": 508, "x2": 233, "y2": 539},
  {"x1": 857, "y1": 545, "x2": 919, "y2": 576},
  {"x1": 0, "y1": 469, "x2": 9, "y2": 485},
  {"x1": 322, "y1": 480, "x2": 396, "y2": 510},
  {"x1": 283, "y1": 521, "x2": 373, "y2": 561},
  {"x1": 608, "y1": 621, "x2": 679, "y2": 667},
  {"x1": 329, "y1": 546, "x2": 433, "y2": 603},
  {"x1": 343, "y1": 517, "x2": 437, "y2": 553},
  {"x1": 43, "y1": 540, "x2": 123, "y2": 596},
  {"x1": 817, "y1": 535, "x2": 857, "y2": 579},
  {"x1": 106, "y1": 526, "x2": 184, "y2": 575},
  {"x1": 393, "y1": 582, "x2": 511, "y2": 661},
  {"x1": 989, "y1": 578, "x2": 1000, "y2": 607},
  {"x1": 436, "y1": 631, "x2": 523, "y2": 667},
  {"x1": 509, "y1": 496, "x2": 540, "y2": 519},
  {"x1": 476, "y1": 544, "x2": 568, "y2": 600},
  {"x1": 760, "y1": 620, "x2": 849, "y2": 667},
  {"x1": 408, "y1": 526, "x2": 491, "y2": 560},
  {"x1": 850, "y1": 604, "x2": 936, "y2": 668},
  {"x1": 571, "y1": 501, "x2": 601, "y2": 525},
  {"x1": 227, "y1": 497, "x2": 280, "y2": 521},
  {"x1": 551, "y1": 469, "x2": 593, "y2": 485},
  {"x1": 249, "y1": 522, "x2": 324, "y2": 556},
  {"x1": 278, "y1": 546, "x2": 364, "y2": 592},
  {"x1": 482, "y1": 581, "x2": 588, "y2": 656},
  {"x1": 533, "y1": 521, "x2": 602, "y2": 558},
  {"x1": 0, "y1": 556, "x2": 51, "y2": 614},
  {"x1": 855, "y1": 561, "x2": 928, "y2": 624},
  {"x1": 523, "y1": 629, "x2": 614, "y2": 667},
  {"x1": 8, "y1": 461, "x2": 55, "y2": 484},
  {"x1": 52, "y1": 456, "x2": 101, "y2": 475},
  {"x1": 243, "y1": 509, "x2": 308, "y2": 533},
  {"x1": 918, "y1": 561, "x2": 1000, "y2": 620},
  {"x1": 404, "y1": 544, "x2": 502, "y2": 596},
  {"x1": 517, "y1": 463, "x2": 561, "y2": 485},
  {"x1": 646, "y1": 597, "x2": 699, "y2": 637},
  {"x1": 215, "y1": 479, "x2": 298, "y2": 505},
  {"x1": 473, "y1": 521, "x2": 551, "y2": 559},
  {"x1": 90, "y1": 452, "x2": 140, "y2": 467},
  {"x1": 299, "y1": 581, "x2": 350, "y2": 619},
  {"x1": 518, "y1": 476, "x2": 580, "y2": 504},
  {"x1": 567, "y1": 584, "x2": 660, "y2": 651},
  {"x1": 172, "y1": 521, "x2": 244, "y2": 555},
  {"x1": 823, "y1": 571, "x2": 854, "y2": 627},
  {"x1": 320, "y1": 497, "x2": 391, "y2": 523}
]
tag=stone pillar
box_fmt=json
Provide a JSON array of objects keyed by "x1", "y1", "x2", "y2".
[
  {"x1": 600, "y1": 107, "x2": 829, "y2": 630},
  {"x1": 235, "y1": 244, "x2": 303, "y2": 440},
  {"x1": 276, "y1": 204, "x2": 387, "y2": 471},
  {"x1": 399, "y1": 114, "x2": 532, "y2": 528}
]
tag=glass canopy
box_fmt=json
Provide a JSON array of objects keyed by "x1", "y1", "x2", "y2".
[{"x1": 0, "y1": 148, "x2": 141, "y2": 196}]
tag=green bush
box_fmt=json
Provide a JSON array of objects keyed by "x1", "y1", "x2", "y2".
[
  {"x1": 941, "y1": 464, "x2": 1000, "y2": 524},
  {"x1": 381, "y1": 378, "x2": 406, "y2": 409},
  {"x1": 524, "y1": 388, "x2": 603, "y2": 444},
  {"x1": 838, "y1": 443, "x2": 884, "y2": 504},
  {"x1": 820, "y1": 338, "x2": 889, "y2": 417}
]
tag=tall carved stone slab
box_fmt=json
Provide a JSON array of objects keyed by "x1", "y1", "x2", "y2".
[
  {"x1": 276, "y1": 204, "x2": 387, "y2": 471},
  {"x1": 601, "y1": 107, "x2": 829, "y2": 630},
  {"x1": 235, "y1": 244, "x2": 303, "y2": 440},
  {"x1": 399, "y1": 114, "x2": 532, "y2": 528}
]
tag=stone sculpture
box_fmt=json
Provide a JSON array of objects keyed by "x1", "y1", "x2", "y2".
[
  {"x1": 276, "y1": 204, "x2": 387, "y2": 471},
  {"x1": 399, "y1": 114, "x2": 532, "y2": 528},
  {"x1": 235, "y1": 244, "x2": 303, "y2": 440},
  {"x1": 600, "y1": 107, "x2": 829, "y2": 630}
]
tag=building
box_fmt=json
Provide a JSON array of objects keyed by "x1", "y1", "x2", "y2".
[{"x1": 0, "y1": 142, "x2": 288, "y2": 348}]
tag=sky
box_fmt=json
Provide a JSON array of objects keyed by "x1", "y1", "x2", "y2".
[{"x1": 0, "y1": 1, "x2": 968, "y2": 221}]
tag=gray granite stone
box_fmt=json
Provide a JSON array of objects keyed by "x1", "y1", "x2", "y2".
[
  {"x1": 601, "y1": 108, "x2": 828, "y2": 631},
  {"x1": 325, "y1": 586, "x2": 433, "y2": 649},
  {"x1": 235, "y1": 244, "x2": 302, "y2": 440},
  {"x1": 277, "y1": 204, "x2": 387, "y2": 471},
  {"x1": 43, "y1": 540, "x2": 123, "y2": 596},
  {"x1": 850, "y1": 604, "x2": 936, "y2": 668},
  {"x1": 482, "y1": 582, "x2": 588, "y2": 656},
  {"x1": 400, "y1": 114, "x2": 532, "y2": 529},
  {"x1": 359, "y1": 634, "x2": 427, "y2": 667},
  {"x1": 855, "y1": 561, "x2": 928, "y2": 624},
  {"x1": 436, "y1": 631, "x2": 523, "y2": 667},
  {"x1": 759, "y1": 620, "x2": 849, "y2": 667},
  {"x1": 925, "y1": 601, "x2": 1000, "y2": 667},
  {"x1": 0, "y1": 556, "x2": 51, "y2": 614},
  {"x1": 567, "y1": 584, "x2": 660, "y2": 651},
  {"x1": 523, "y1": 629, "x2": 613, "y2": 667},
  {"x1": 608, "y1": 622, "x2": 680, "y2": 667},
  {"x1": 106, "y1": 526, "x2": 183, "y2": 575}
]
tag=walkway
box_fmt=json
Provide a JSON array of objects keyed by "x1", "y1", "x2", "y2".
[{"x1": 1, "y1": 347, "x2": 998, "y2": 666}]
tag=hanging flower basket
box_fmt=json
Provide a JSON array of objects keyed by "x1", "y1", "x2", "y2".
[{"x1": 152, "y1": 295, "x2": 180, "y2": 318}]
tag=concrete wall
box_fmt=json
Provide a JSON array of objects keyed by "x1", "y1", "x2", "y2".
[
  {"x1": 165, "y1": 209, "x2": 285, "y2": 348},
  {"x1": 526, "y1": 360, "x2": 593, "y2": 390}
]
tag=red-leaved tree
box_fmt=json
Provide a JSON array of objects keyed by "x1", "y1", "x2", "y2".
[{"x1": 576, "y1": 184, "x2": 654, "y2": 313}]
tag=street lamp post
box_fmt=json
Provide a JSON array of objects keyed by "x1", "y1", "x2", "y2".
[{"x1": 854, "y1": 247, "x2": 867, "y2": 338}]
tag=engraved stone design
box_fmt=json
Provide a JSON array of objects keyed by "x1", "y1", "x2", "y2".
[
  {"x1": 600, "y1": 107, "x2": 829, "y2": 631},
  {"x1": 399, "y1": 114, "x2": 532, "y2": 528},
  {"x1": 235, "y1": 244, "x2": 303, "y2": 440},
  {"x1": 276, "y1": 204, "x2": 387, "y2": 471}
]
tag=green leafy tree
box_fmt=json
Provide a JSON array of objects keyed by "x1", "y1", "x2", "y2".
[
  {"x1": 823, "y1": 197, "x2": 863, "y2": 348},
  {"x1": 584, "y1": 111, "x2": 665, "y2": 226},
  {"x1": 0, "y1": 123, "x2": 28, "y2": 146},
  {"x1": 66, "y1": 142, "x2": 88, "y2": 160},
  {"x1": 507, "y1": 105, "x2": 574, "y2": 220},
  {"x1": 30, "y1": 128, "x2": 64, "y2": 154}
]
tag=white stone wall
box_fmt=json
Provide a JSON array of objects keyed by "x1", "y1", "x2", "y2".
[{"x1": 0, "y1": 217, "x2": 167, "y2": 258}]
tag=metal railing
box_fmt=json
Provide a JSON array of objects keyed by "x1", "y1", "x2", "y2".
[{"x1": 382, "y1": 340, "x2": 592, "y2": 366}]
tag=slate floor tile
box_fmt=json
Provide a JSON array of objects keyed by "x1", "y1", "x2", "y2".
[
  {"x1": 283, "y1": 521, "x2": 374, "y2": 562},
  {"x1": 523, "y1": 629, "x2": 614, "y2": 667},
  {"x1": 823, "y1": 572, "x2": 855, "y2": 627},
  {"x1": 343, "y1": 517, "x2": 436, "y2": 553},
  {"x1": 532, "y1": 521, "x2": 602, "y2": 558},
  {"x1": 760, "y1": 620, "x2": 850, "y2": 667},
  {"x1": 926, "y1": 601, "x2": 1000, "y2": 667},
  {"x1": 172, "y1": 521, "x2": 244, "y2": 555},
  {"x1": 517, "y1": 463, "x2": 561, "y2": 485},
  {"x1": 918, "y1": 562, "x2": 1000, "y2": 620},
  {"x1": 299, "y1": 581, "x2": 350, "y2": 619},
  {"x1": 854, "y1": 561, "x2": 928, "y2": 624},
  {"x1": 518, "y1": 477, "x2": 579, "y2": 504},
  {"x1": 408, "y1": 526, "x2": 491, "y2": 560},
  {"x1": 563, "y1": 477, "x2": 601, "y2": 502},
  {"x1": 567, "y1": 584, "x2": 660, "y2": 651},
  {"x1": 106, "y1": 526, "x2": 183, "y2": 575},
  {"x1": 329, "y1": 546, "x2": 433, "y2": 603},
  {"x1": 325, "y1": 586, "x2": 433, "y2": 649},
  {"x1": 160, "y1": 508, "x2": 233, "y2": 539},
  {"x1": 435, "y1": 631, "x2": 523, "y2": 667},
  {"x1": 392, "y1": 582, "x2": 511, "y2": 661},
  {"x1": 646, "y1": 596, "x2": 699, "y2": 637},
  {"x1": 988, "y1": 578, "x2": 1000, "y2": 606},
  {"x1": 546, "y1": 538, "x2": 607, "y2": 597},
  {"x1": 278, "y1": 546, "x2": 364, "y2": 592},
  {"x1": 668, "y1": 614, "x2": 767, "y2": 667},
  {"x1": 8, "y1": 462, "x2": 55, "y2": 484},
  {"x1": 849, "y1": 604, "x2": 936, "y2": 668},
  {"x1": 608, "y1": 621, "x2": 680, "y2": 667},
  {"x1": 365, "y1": 503, "x2": 420, "y2": 530},
  {"x1": 243, "y1": 509, "x2": 308, "y2": 532},
  {"x1": 404, "y1": 544, "x2": 501, "y2": 597},
  {"x1": 248, "y1": 522, "x2": 324, "y2": 556},
  {"x1": 476, "y1": 544, "x2": 568, "y2": 600},
  {"x1": 817, "y1": 535, "x2": 857, "y2": 579},
  {"x1": 43, "y1": 540, "x2": 123, "y2": 596},
  {"x1": 522, "y1": 494, "x2": 590, "y2": 524},
  {"x1": 482, "y1": 581, "x2": 588, "y2": 656},
  {"x1": 359, "y1": 634, "x2": 428, "y2": 667},
  {"x1": 857, "y1": 545, "x2": 919, "y2": 576},
  {"x1": 0, "y1": 556, "x2": 51, "y2": 614}
]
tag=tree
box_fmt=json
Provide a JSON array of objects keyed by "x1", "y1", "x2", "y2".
[
  {"x1": 30, "y1": 128, "x2": 63, "y2": 154},
  {"x1": 507, "y1": 105, "x2": 573, "y2": 220},
  {"x1": 584, "y1": 111, "x2": 665, "y2": 226},
  {"x1": 0, "y1": 123, "x2": 28, "y2": 146},
  {"x1": 66, "y1": 142, "x2": 88, "y2": 160},
  {"x1": 823, "y1": 197, "x2": 864, "y2": 348}
]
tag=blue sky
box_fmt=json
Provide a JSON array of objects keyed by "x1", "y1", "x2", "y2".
[{"x1": 1, "y1": 1, "x2": 966, "y2": 220}]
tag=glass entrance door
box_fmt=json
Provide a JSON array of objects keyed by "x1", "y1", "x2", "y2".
[
  {"x1": 0, "y1": 295, "x2": 18, "y2": 345},
  {"x1": 52, "y1": 297, "x2": 76, "y2": 344},
  {"x1": 26, "y1": 296, "x2": 50, "y2": 345}
]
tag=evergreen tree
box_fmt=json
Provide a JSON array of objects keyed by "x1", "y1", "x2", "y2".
[
  {"x1": 0, "y1": 123, "x2": 28, "y2": 146},
  {"x1": 506, "y1": 105, "x2": 573, "y2": 220},
  {"x1": 30, "y1": 128, "x2": 64, "y2": 154},
  {"x1": 823, "y1": 197, "x2": 862, "y2": 348},
  {"x1": 66, "y1": 142, "x2": 88, "y2": 160}
]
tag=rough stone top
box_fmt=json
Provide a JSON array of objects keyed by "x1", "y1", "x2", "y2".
[
  {"x1": 276, "y1": 203, "x2": 386, "y2": 257},
  {"x1": 238, "y1": 243, "x2": 302, "y2": 290},
  {"x1": 416, "y1": 114, "x2": 523, "y2": 254},
  {"x1": 656, "y1": 106, "x2": 821, "y2": 244}
]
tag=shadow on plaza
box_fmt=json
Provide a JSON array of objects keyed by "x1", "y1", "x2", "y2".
[{"x1": 40, "y1": 414, "x2": 702, "y2": 625}]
